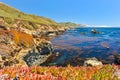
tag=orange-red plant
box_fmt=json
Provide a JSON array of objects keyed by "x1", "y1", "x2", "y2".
[
  {"x1": 0, "y1": 65, "x2": 118, "y2": 80},
  {"x1": 9, "y1": 30, "x2": 34, "y2": 47}
]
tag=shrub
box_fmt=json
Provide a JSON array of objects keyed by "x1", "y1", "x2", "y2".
[{"x1": 9, "y1": 30, "x2": 34, "y2": 47}]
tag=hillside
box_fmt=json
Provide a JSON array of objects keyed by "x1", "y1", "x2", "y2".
[
  {"x1": 59, "y1": 22, "x2": 86, "y2": 28},
  {"x1": 0, "y1": 2, "x2": 67, "y2": 31},
  {"x1": 0, "y1": 2, "x2": 68, "y2": 68}
]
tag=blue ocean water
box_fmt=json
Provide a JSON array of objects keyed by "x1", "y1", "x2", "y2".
[{"x1": 48, "y1": 27, "x2": 120, "y2": 66}]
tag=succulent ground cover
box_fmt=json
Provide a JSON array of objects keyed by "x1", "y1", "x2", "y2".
[{"x1": 0, "y1": 65, "x2": 118, "y2": 80}]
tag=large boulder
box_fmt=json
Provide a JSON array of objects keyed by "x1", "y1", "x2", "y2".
[
  {"x1": 84, "y1": 57, "x2": 103, "y2": 66},
  {"x1": 21, "y1": 41, "x2": 53, "y2": 66}
]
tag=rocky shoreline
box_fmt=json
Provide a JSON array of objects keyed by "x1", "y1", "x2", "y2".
[
  {"x1": 41, "y1": 28, "x2": 120, "y2": 67},
  {"x1": 0, "y1": 25, "x2": 69, "y2": 68},
  {"x1": 1, "y1": 26, "x2": 120, "y2": 68},
  {"x1": 0, "y1": 26, "x2": 120, "y2": 80}
]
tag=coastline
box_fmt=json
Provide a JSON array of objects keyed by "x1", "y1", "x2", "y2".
[
  {"x1": 46, "y1": 27, "x2": 120, "y2": 66},
  {"x1": 0, "y1": 24, "x2": 70, "y2": 68},
  {"x1": 0, "y1": 1, "x2": 120, "y2": 80}
]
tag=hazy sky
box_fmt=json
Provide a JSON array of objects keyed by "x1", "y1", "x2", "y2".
[{"x1": 1, "y1": 0, "x2": 120, "y2": 27}]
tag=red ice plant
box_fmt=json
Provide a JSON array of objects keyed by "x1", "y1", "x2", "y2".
[{"x1": 0, "y1": 65, "x2": 118, "y2": 80}]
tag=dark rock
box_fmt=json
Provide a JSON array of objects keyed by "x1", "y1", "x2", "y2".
[
  {"x1": 36, "y1": 42, "x2": 53, "y2": 55},
  {"x1": 13, "y1": 77, "x2": 20, "y2": 80},
  {"x1": 23, "y1": 41, "x2": 53, "y2": 66},
  {"x1": 4, "y1": 61, "x2": 10, "y2": 66},
  {"x1": 114, "y1": 54, "x2": 120, "y2": 64},
  {"x1": 100, "y1": 42, "x2": 110, "y2": 49},
  {"x1": 0, "y1": 25, "x2": 7, "y2": 30},
  {"x1": 91, "y1": 29, "x2": 101, "y2": 34},
  {"x1": 106, "y1": 46, "x2": 110, "y2": 49}
]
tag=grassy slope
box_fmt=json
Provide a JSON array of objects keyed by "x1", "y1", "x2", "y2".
[
  {"x1": 0, "y1": 2, "x2": 60, "y2": 30},
  {"x1": 59, "y1": 22, "x2": 86, "y2": 28}
]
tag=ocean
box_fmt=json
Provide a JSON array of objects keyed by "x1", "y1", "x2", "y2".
[{"x1": 44, "y1": 27, "x2": 120, "y2": 66}]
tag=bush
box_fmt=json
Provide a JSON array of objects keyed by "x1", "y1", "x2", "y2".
[{"x1": 10, "y1": 30, "x2": 34, "y2": 47}]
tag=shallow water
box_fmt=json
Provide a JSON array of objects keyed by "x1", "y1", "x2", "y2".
[{"x1": 42, "y1": 27, "x2": 120, "y2": 66}]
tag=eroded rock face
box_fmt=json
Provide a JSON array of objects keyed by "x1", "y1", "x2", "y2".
[
  {"x1": 0, "y1": 29, "x2": 55, "y2": 68},
  {"x1": 22, "y1": 41, "x2": 53, "y2": 66},
  {"x1": 0, "y1": 42, "x2": 22, "y2": 68},
  {"x1": 84, "y1": 57, "x2": 103, "y2": 66}
]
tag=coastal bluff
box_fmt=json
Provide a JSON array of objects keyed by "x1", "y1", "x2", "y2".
[{"x1": 0, "y1": 2, "x2": 69, "y2": 68}]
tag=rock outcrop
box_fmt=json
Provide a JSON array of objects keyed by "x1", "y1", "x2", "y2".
[
  {"x1": 0, "y1": 29, "x2": 54, "y2": 68},
  {"x1": 91, "y1": 29, "x2": 101, "y2": 34},
  {"x1": 0, "y1": 3, "x2": 70, "y2": 68},
  {"x1": 22, "y1": 41, "x2": 53, "y2": 66},
  {"x1": 84, "y1": 57, "x2": 103, "y2": 66},
  {"x1": 0, "y1": 40, "x2": 54, "y2": 67}
]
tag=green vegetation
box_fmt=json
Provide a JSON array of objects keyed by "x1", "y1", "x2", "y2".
[
  {"x1": 59, "y1": 22, "x2": 85, "y2": 27},
  {"x1": 0, "y1": 2, "x2": 61, "y2": 30}
]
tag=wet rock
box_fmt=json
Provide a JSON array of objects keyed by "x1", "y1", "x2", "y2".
[
  {"x1": 106, "y1": 46, "x2": 110, "y2": 49},
  {"x1": 84, "y1": 57, "x2": 103, "y2": 66},
  {"x1": 56, "y1": 52, "x2": 60, "y2": 56},
  {"x1": 23, "y1": 41, "x2": 53, "y2": 66},
  {"x1": 100, "y1": 42, "x2": 110, "y2": 49},
  {"x1": 114, "y1": 54, "x2": 120, "y2": 64},
  {"x1": 91, "y1": 29, "x2": 101, "y2": 34},
  {"x1": 36, "y1": 41, "x2": 53, "y2": 55}
]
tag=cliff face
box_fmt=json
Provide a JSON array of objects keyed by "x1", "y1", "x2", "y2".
[
  {"x1": 0, "y1": 29, "x2": 54, "y2": 68},
  {"x1": 0, "y1": 3, "x2": 69, "y2": 68}
]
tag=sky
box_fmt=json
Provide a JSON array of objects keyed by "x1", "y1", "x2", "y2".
[{"x1": 0, "y1": 0, "x2": 120, "y2": 27}]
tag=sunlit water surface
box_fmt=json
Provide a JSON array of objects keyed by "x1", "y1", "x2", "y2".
[{"x1": 42, "y1": 27, "x2": 120, "y2": 66}]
